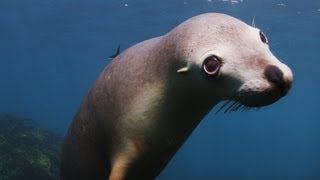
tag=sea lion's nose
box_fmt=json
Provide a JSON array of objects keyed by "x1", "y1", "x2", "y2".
[{"x1": 264, "y1": 65, "x2": 292, "y2": 94}]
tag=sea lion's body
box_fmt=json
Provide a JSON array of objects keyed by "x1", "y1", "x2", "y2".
[{"x1": 61, "y1": 13, "x2": 292, "y2": 179}]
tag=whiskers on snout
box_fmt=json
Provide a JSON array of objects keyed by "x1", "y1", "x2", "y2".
[
  {"x1": 216, "y1": 100, "x2": 258, "y2": 114},
  {"x1": 215, "y1": 64, "x2": 292, "y2": 114}
]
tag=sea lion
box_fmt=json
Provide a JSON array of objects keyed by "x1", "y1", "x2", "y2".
[{"x1": 61, "y1": 13, "x2": 293, "y2": 180}]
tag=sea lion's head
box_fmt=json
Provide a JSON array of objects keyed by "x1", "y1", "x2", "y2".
[{"x1": 171, "y1": 13, "x2": 292, "y2": 111}]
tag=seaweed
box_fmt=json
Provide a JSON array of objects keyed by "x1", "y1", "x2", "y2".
[{"x1": 0, "y1": 115, "x2": 63, "y2": 180}]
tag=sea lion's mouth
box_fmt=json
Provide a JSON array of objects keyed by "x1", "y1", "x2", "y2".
[
  {"x1": 221, "y1": 73, "x2": 292, "y2": 111},
  {"x1": 217, "y1": 88, "x2": 288, "y2": 113},
  {"x1": 236, "y1": 87, "x2": 287, "y2": 107}
]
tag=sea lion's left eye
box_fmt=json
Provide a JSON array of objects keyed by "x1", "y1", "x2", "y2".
[
  {"x1": 259, "y1": 31, "x2": 268, "y2": 44},
  {"x1": 202, "y1": 55, "x2": 221, "y2": 76}
]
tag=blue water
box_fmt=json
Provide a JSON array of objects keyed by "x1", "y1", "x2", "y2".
[{"x1": 1, "y1": 0, "x2": 319, "y2": 179}]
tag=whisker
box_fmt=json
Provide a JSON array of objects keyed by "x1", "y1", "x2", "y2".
[
  {"x1": 251, "y1": 15, "x2": 256, "y2": 27},
  {"x1": 215, "y1": 100, "x2": 257, "y2": 114},
  {"x1": 225, "y1": 101, "x2": 238, "y2": 113},
  {"x1": 231, "y1": 103, "x2": 243, "y2": 112},
  {"x1": 216, "y1": 100, "x2": 232, "y2": 114}
]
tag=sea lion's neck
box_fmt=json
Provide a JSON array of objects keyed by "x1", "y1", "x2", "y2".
[
  {"x1": 111, "y1": 81, "x2": 219, "y2": 179},
  {"x1": 122, "y1": 75, "x2": 219, "y2": 146}
]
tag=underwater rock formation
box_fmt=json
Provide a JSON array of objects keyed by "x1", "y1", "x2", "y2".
[{"x1": 0, "y1": 115, "x2": 63, "y2": 180}]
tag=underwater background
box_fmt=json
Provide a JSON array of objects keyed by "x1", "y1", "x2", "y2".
[{"x1": 0, "y1": 0, "x2": 319, "y2": 179}]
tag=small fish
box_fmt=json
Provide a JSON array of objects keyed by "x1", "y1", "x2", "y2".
[{"x1": 109, "y1": 45, "x2": 121, "y2": 60}]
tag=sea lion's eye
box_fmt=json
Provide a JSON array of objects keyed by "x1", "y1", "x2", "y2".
[
  {"x1": 259, "y1": 31, "x2": 268, "y2": 44},
  {"x1": 202, "y1": 55, "x2": 221, "y2": 76}
]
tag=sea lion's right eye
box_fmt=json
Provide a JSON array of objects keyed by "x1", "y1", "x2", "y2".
[{"x1": 202, "y1": 55, "x2": 221, "y2": 76}]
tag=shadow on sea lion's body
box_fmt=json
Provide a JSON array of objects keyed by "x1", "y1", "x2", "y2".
[{"x1": 61, "y1": 13, "x2": 292, "y2": 180}]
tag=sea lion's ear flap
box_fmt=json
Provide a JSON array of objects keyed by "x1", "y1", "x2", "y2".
[{"x1": 177, "y1": 67, "x2": 189, "y2": 74}]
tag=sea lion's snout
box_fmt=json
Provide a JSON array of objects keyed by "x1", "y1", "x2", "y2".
[
  {"x1": 234, "y1": 60, "x2": 293, "y2": 108},
  {"x1": 264, "y1": 65, "x2": 292, "y2": 95}
]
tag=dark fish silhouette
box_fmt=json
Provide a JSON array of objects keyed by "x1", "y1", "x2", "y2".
[{"x1": 109, "y1": 45, "x2": 121, "y2": 59}]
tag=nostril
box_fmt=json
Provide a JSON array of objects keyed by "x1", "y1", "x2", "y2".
[{"x1": 264, "y1": 65, "x2": 290, "y2": 94}]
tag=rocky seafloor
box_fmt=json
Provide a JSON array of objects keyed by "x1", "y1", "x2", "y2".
[{"x1": 0, "y1": 115, "x2": 63, "y2": 180}]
